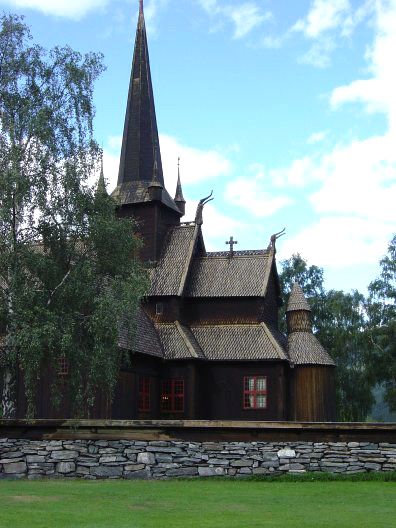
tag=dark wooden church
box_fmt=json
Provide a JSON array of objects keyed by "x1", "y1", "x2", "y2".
[
  {"x1": 108, "y1": 2, "x2": 336, "y2": 422},
  {"x1": 5, "y1": 1, "x2": 336, "y2": 422}
]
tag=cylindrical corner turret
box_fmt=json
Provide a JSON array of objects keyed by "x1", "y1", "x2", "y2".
[
  {"x1": 286, "y1": 282, "x2": 336, "y2": 422},
  {"x1": 286, "y1": 282, "x2": 312, "y2": 334}
]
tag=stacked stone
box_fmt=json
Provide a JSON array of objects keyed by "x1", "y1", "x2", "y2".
[{"x1": 1, "y1": 438, "x2": 395, "y2": 479}]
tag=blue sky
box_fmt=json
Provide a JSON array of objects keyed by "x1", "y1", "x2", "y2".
[{"x1": 1, "y1": 0, "x2": 395, "y2": 293}]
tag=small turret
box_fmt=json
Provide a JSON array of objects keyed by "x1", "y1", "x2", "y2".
[
  {"x1": 286, "y1": 282, "x2": 312, "y2": 334},
  {"x1": 174, "y1": 157, "x2": 186, "y2": 216}
]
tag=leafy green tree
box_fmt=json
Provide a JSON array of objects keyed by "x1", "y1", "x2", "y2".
[
  {"x1": 0, "y1": 14, "x2": 147, "y2": 418},
  {"x1": 279, "y1": 254, "x2": 373, "y2": 421},
  {"x1": 367, "y1": 235, "x2": 396, "y2": 411}
]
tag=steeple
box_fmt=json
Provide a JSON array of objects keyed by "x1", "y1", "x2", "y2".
[
  {"x1": 174, "y1": 157, "x2": 186, "y2": 215},
  {"x1": 96, "y1": 153, "x2": 108, "y2": 196},
  {"x1": 111, "y1": 0, "x2": 180, "y2": 214}
]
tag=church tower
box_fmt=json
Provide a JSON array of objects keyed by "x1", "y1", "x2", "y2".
[
  {"x1": 112, "y1": 0, "x2": 184, "y2": 262},
  {"x1": 286, "y1": 283, "x2": 336, "y2": 421}
]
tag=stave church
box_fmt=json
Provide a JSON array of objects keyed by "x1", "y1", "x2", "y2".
[
  {"x1": 12, "y1": 1, "x2": 336, "y2": 421},
  {"x1": 108, "y1": 1, "x2": 335, "y2": 422}
]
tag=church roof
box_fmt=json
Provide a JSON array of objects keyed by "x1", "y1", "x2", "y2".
[
  {"x1": 287, "y1": 332, "x2": 335, "y2": 366},
  {"x1": 286, "y1": 282, "x2": 311, "y2": 312},
  {"x1": 155, "y1": 322, "x2": 205, "y2": 360},
  {"x1": 185, "y1": 250, "x2": 273, "y2": 298},
  {"x1": 111, "y1": 2, "x2": 180, "y2": 214},
  {"x1": 148, "y1": 223, "x2": 276, "y2": 299},
  {"x1": 119, "y1": 306, "x2": 163, "y2": 358},
  {"x1": 189, "y1": 322, "x2": 288, "y2": 361},
  {"x1": 149, "y1": 224, "x2": 199, "y2": 296}
]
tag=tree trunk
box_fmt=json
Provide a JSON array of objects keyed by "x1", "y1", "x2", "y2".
[{"x1": 1, "y1": 366, "x2": 17, "y2": 418}]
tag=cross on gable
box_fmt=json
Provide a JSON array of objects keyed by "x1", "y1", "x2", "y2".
[{"x1": 226, "y1": 236, "x2": 238, "y2": 255}]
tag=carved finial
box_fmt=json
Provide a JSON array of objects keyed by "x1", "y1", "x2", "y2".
[
  {"x1": 267, "y1": 227, "x2": 286, "y2": 251},
  {"x1": 139, "y1": 0, "x2": 144, "y2": 15},
  {"x1": 195, "y1": 190, "x2": 214, "y2": 225},
  {"x1": 226, "y1": 236, "x2": 238, "y2": 256}
]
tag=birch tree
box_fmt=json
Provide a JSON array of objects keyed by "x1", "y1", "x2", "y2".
[{"x1": 0, "y1": 14, "x2": 147, "y2": 418}]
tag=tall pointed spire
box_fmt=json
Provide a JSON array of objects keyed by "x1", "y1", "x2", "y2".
[
  {"x1": 174, "y1": 157, "x2": 186, "y2": 215},
  {"x1": 112, "y1": 0, "x2": 180, "y2": 213},
  {"x1": 96, "y1": 152, "x2": 108, "y2": 196}
]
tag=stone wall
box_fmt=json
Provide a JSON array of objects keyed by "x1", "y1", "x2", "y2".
[{"x1": 1, "y1": 438, "x2": 396, "y2": 479}]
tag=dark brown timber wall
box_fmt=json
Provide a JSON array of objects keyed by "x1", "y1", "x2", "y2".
[{"x1": 290, "y1": 366, "x2": 336, "y2": 422}]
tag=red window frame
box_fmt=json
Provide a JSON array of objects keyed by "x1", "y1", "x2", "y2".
[
  {"x1": 161, "y1": 379, "x2": 184, "y2": 413},
  {"x1": 243, "y1": 376, "x2": 267, "y2": 410},
  {"x1": 58, "y1": 357, "x2": 69, "y2": 377},
  {"x1": 138, "y1": 377, "x2": 151, "y2": 412}
]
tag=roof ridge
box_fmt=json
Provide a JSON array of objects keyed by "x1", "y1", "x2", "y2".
[
  {"x1": 175, "y1": 321, "x2": 203, "y2": 359},
  {"x1": 260, "y1": 248, "x2": 275, "y2": 297},
  {"x1": 177, "y1": 223, "x2": 200, "y2": 296},
  {"x1": 260, "y1": 321, "x2": 288, "y2": 361}
]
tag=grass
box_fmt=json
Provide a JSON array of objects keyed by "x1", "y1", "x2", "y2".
[{"x1": 0, "y1": 476, "x2": 395, "y2": 527}]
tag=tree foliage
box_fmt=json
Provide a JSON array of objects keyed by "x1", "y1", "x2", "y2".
[
  {"x1": 0, "y1": 14, "x2": 148, "y2": 418},
  {"x1": 367, "y1": 235, "x2": 396, "y2": 411},
  {"x1": 279, "y1": 254, "x2": 373, "y2": 421}
]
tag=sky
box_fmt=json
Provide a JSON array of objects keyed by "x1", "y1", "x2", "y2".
[{"x1": 1, "y1": 0, "x2": 395, "y2": 293}]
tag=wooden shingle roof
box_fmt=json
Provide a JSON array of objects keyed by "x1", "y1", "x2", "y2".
[
  {"x1": 287, "y1": 332, "x2": 335, "y2": 366},
  {"x1": 155, "y1": 322, "x2": 204, "y2": 360},
  {"x1": 185, "y1": 250, "x2": 273, "y2": 298},
  {"x1": 286, "y1": 282, "x2": 311, "y2": 312},
  {"x1": 119, "y1": 307, "x2": 163, "y2": 358},
  {"x1": 149, "y1": 224, "x2": 198, "y2": 296},
  {"x1": 190, "y1": 322, "x2": 288, "y2": 361}
]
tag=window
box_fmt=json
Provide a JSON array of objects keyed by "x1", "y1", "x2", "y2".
[
  {"x1": 243, "y1": 376, "x2": 267, "y2": 409},
  {"x1": 161, "y1": 379, "x2": 184, "y2": 412},
  {"x1": 58, "y1": 356, "x2": 69, "y2": 377},
  {"x1": 156, "y1": 302, "x2": 163, "y2": 316},
  {"x1": 138, "y1": 377, "x2": 151, "y2": 412}
]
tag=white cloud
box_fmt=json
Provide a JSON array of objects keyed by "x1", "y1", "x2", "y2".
[
  {"x1": 159, "y1": 134, "x2": 232, "y2": 192},
  {"x1": 330, "y1": 0, "x2": 396, "y2": 133},
  {"x1": 292, "y1": 0, "x2": 374, "y2": 67},
  {"x1": 270, "y1": 157, "x2": 318, "y2": 188},
  {"x1": 279, "y1": 216, "x2": 393, "y2": 269},
  {"x1": 293, "y1": 0, "x2": 351, "y2": 39},
  {"x1": 307, "y1": 130, "x2": 328, "y2": 144},
  {"x1": 274, "y1": 1, "x2": 396, "y2": 269},
  {"x1": 226, "y1": 3, "x2": 272, "y2": 39},
  {"x1": 225, "y1": 165, "x2": 292, "y2": 217},
  {"x1": 102, "y1": 133, "x2": 232, "y2": 195},
  {"x1": 198, "y1": 0, "x2": 271, "y2": 39},
  {"x1": 0, "y1": 0, "x2": 109, "y2": 19},
  {"x1": 298, "y1": 37, "x2": 336, "y2": 68}
]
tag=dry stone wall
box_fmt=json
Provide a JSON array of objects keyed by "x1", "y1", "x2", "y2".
[{"x1": 1, "y1": 438, "x2": 395, "y2": 479}]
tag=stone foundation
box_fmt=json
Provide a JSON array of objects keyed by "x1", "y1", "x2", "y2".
[{"x1": 1, "y1": 438, "x2": 396, "y2": 479}]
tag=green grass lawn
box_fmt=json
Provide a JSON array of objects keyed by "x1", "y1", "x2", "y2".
[{"x1": 0, "y1": 479, "x2": 395, "y2": 528}]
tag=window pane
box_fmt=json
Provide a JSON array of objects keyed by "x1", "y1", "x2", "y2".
[
  {"x1": 248, "y1": 378, "x2": 255, "y2": 390},
  {"x1": 256, "y1": 395, "x2": 267, "y2": 408},
  {"x1": 256, "y1": 377, "x2": 266, "y2": 391}
]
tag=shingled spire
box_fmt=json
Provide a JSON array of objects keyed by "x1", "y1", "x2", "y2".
[
  {"x1": 112, "y1": 0, "x2": 180, "y2": 213},
  {"x1": 174, "y1": 157, "x2": 186, "y2": 215}
]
